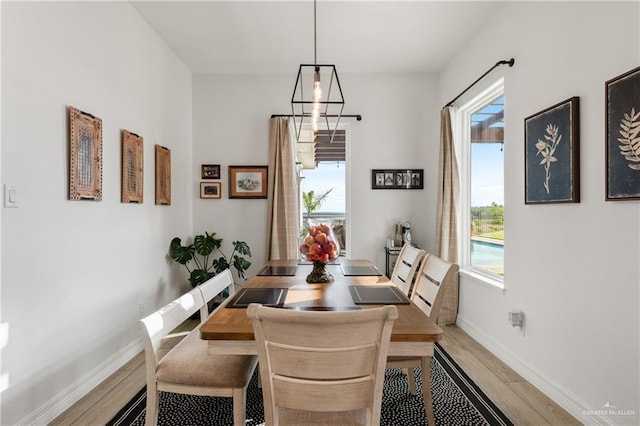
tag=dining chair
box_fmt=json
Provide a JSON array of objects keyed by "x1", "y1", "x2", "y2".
[
  {"x1": 390, "y1": 244, "x2": 426, "y2": 297},
  {"x1": 247, "y1": 303, "x2": 398, "y2": 426},
  {"x1": 386, "y1": 254, "x2": 459, "y2": 426},
  {"x1": 138, "y1": 271, "x2": 258, "y2": 426}
]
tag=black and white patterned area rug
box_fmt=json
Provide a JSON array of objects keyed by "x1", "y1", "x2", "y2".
[{"x1": 108, "y1": 343, "x2": 513, "y2": 425}]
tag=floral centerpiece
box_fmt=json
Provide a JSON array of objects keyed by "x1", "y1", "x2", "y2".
[{"x1": 300, "y1": 223, "x2": 340, "y2": 283}]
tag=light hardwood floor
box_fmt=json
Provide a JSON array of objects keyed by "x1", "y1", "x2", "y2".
[{"x1": 51, "y1": 324, "x2": 580, "y2": 425}]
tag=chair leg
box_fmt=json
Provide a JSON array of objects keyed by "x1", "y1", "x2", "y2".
[
  {"x1": 421, "y1": 356, "x2": 435, "y2": 426},
  {"x1": 232, "y1": 388, "x2": 247, "y2": 426},
  {"x1": 145, "y1": 384, "x2": 159, "y2": 426},
  {"x1": 405, "y1": 367, "x2": 417, "y2": 395}
]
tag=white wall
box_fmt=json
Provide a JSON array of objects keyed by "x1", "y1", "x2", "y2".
[
  {"x1": 438, "y1": 2, "x2": 639, "y2": 424},
  {"x1": 192, "y1": 73, "x2": 438, "y2": 274},
  {"x1": 1, "y1": 3, "x2": 193, "y2": 424}
]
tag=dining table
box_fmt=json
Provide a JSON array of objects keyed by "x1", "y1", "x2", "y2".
[{"x1": 199, "y1": 258, "x2": 442, "y2": 425}]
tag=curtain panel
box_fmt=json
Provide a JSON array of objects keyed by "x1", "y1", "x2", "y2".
[
  {"x1": 266, "y1": 117, "x2": 300, "y2": 260},
  {"x1": 435, "y1": 106, "x2": 460, "y2": 325}
]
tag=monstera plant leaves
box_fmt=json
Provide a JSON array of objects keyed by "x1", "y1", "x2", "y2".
[
  {"x1": 169, "y1": 233, "x2": 252, "y2": 288},
  {"x1": 193, "y1": 232, "x2": 223, "y2": 257},
  {"x1": 169, "y1": 237, "x2": 195, "y2": 265}
]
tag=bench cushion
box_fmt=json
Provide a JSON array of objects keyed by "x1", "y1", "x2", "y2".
[{"x1": 156, "y1": 330, "x2": 257, "y2": 388}]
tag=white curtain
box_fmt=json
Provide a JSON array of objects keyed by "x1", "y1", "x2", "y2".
[
  {"x1": 435, "y1": 106, "x2": 460, "y2": 325},
  {"x1": 266, "y1": 117, "x2": 300, "y2": 260}
]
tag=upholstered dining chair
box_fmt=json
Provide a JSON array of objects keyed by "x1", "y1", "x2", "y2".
[
  {"x1": 138, "y1": 271, "x2": 258, "y2": 426},
  {"x1": 390, "y1": 244, "x2": 426, "y2": 297},
  {"x1": 247, "y1": 303, "x2": 398, "y2": 426},
  {"x1": 386, "y1": 254, "x2": 459, "y2": 426}
]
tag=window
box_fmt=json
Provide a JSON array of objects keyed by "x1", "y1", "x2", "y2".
[
  {"x1": 296, "y1": 128, "x2": 349, "y2": 256},
  {"x1": 458, "y1": 80, "x2": 504, "y2": 284}
]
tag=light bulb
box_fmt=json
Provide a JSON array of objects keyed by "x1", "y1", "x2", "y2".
[
  {"x1": 313, "y1": 69, "x2": 322, "y2": 101},
  {"x1": 313, "y1": 80, "x2": 322, "y2": 101}
]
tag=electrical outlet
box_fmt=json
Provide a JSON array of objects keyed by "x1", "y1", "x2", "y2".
[
  {"x1": 508, "y1": 310, "x2": 524, "y2": 328},
  {"x1": 138, "y1": 302, "x2": 145, "y2": 319}
]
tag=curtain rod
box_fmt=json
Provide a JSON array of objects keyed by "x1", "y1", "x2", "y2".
[
  {"x1": 271, "y1": 114, "x2": 362, "y2": 121},
  {"x1": 443, "y1": 58, "x2": 515, "y2": 109}
]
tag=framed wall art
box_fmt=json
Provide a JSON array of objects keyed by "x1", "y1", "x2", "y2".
[
  {"x1": 200, "y1": 182, "x2": 222, "y2": 199},
  {"x1": 524, "y1": 97, "x2": 580, "y2": 204},
  {"x1": 155, "y1": 144, "x2": 171, "y2": 205},
  {"x1": 606, "y1": 66, "x2": 640, "y2": 200},
  {"x1": 201, "y1": 164, "x2": 221, "y2": 179},
  {"x1": 121, "y1": 130, "x2": 143, "y2": 203},
  {"x1": 228, "y1": 165, "x2": 268, "y2": 199},
  {"x1": 371, "y1": 169, "x2": 423, "y2": 189},
  {"x1": 68, "y1": 106, "x2": 103, "y2": 201}
]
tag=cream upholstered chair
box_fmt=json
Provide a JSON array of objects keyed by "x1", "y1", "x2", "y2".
[
  {"x1": 138, "y1": 271, "x2": 258, "y2": 426},
  {"x1": 390, "y1": 244, "x2": 426, "y2": 297},
  {"x1": 387, "y1": 245, "x2": 426, "y2": 395},
  {"x1": 386, "y1": 254, "x2": 459, "y2": 426},
  {"x1": 247, "y1": 303, "x2": 398, "y2": 426}
]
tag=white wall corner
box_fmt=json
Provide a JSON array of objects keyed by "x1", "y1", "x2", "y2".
[
  {"x1": 455, "y1": 315, "x2": 615, "y2": 426},
  {"x1": 16, "y1": 340, "x2": 142, "y2": 425}
]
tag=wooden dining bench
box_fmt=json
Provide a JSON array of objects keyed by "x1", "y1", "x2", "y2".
[{"x1": 138, "y1": 270, "x2": 258, "y2": 426}]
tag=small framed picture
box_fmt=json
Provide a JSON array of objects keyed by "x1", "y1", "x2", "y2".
[
  {"x1": 524, "y1": 97, "x2": 580, "y2": 204},
  {"x1": 606, "y1": 66, "x2": 640, "y2": 200},
  {"x1": 201, "y1": 164, "x2": 221, "y2": 180},
  {"x1": 372, "y1": 169, "x2": 423, "y2": 189},
  {"x1": 228, "y1": 165, "x2": 268, "y2": 199},
  {"x1": 200, "y1": 182, "x2": 221, "y2": 199}
]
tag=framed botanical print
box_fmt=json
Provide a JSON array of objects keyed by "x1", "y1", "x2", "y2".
[
  {"x1": 121, "y1": 130, "x2": 143, "y2": 203},
  {"x1": 228, "y1": 165, "x2": 268, "y2": 199},
  {"x1": 524, "y1": 97, "x2": 580, "y2": 204},
  {"x1": 606, "y1": 66, "x2": 640, "y2": 200},
  {"x1": 155, "y1": 145, "x2": 171, "y2": 205},
  {"x1": 68, "y1": 106, "x2": 103, "y2": 201}
]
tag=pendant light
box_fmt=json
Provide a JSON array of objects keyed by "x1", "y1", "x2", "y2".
[{"x1": 291, "y1": 0, "x2": 344, "y2": 144}]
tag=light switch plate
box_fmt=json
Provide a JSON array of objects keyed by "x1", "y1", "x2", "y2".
[{"x1": 4, "y1": 184, "x2": 18, "y2": 208}]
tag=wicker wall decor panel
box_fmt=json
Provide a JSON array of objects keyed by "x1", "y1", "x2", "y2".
[
  {"x1": 121, "y1": 130, "x2": 143, "y2": 203},
  {"x1": 69, "y1": 106, "x2": 103, "y2": 201},
  {"x1": 155, "y1": 144, "x2": 171, "y2": 205}
]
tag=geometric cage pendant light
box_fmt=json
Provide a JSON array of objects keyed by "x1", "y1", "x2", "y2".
[{"x1": 291, "y1": 0, "x2": 344, "y2": 144}]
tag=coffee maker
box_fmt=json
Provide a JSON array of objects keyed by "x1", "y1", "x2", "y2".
[{"x1": 394, "y1": 222, "x2": 412, "y2": 246}]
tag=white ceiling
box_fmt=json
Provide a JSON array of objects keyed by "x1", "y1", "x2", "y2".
[{"x1": 130, "y1": 1, "x2": 500, "y2": 75}]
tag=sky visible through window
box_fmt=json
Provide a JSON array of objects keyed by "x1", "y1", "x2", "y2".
[
  {"x1": 471, "y1": 143, "x2": 504, "y2": 207},
  {"x1": 301, "y1": 162, "x2": 346, "y2": 213}
]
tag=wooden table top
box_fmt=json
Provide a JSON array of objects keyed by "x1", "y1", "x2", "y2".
[{"x1": 199, "y1": 259, "x2": 442, "y2": 343}]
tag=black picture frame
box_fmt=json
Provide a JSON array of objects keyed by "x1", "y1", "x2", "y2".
[
  {"x1": 371, "y1": 169, "x2": 423, "y2": 189},
  {"x1": 606, "y1": 66, "x2": 640, "y2": 201},
  {"x1": 201, "y1": 164, "x2": 221, "y2": 179},
  {"x1": 524, "y1": 97, "x2": 580, "y2": 204}
]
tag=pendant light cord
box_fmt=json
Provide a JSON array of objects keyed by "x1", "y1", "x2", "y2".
[{"x1": 313, "y1": 0, "x2": 317, "y2": 65}]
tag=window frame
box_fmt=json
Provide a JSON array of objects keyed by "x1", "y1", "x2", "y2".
[{"x1": 456, "y1": 79, "x2": 505, "y2": 290}]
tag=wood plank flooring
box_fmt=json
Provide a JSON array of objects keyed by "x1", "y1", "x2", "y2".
[{"x1": 50, "y1": 324, "x2": 579, "y2": 425}]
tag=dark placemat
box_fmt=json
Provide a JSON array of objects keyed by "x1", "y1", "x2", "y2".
[
  {"x1": 341, "y1": 265, "x2": 383, "y2": 276},
  {"x1": 349, "y1": 285, "x2": 410, "y2": 304},
  {"x1": 256, "y1": 266, "x2": 298, "y2": 276},
  {"x1": 226, "y1": 288, "x2": 288, "y2": 308}
]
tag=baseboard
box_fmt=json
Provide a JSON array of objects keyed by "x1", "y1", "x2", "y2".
[
  {"x1": 455, "y1": 315, "x2": 613, "y2": 426},
  {"x1": 17, "y1": 340, "x2": 142, "y2": 425}
]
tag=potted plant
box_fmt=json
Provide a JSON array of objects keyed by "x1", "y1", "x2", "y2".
[{"x1": 169, "y1": 232, "x2": 252, "y2": 288}]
